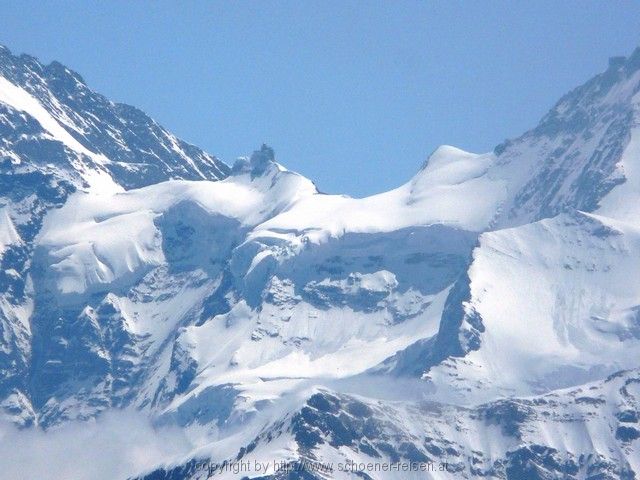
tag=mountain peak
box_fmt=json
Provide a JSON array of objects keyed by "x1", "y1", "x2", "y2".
[
  {"x1": 606, "y1": 45, "x2": 640, "y2": 71},
  {"x1": 232, "y1": 143, "x2": 278, "y2": 176},
  {"x1": 4, "y1": 43, "x2": 640, "y2": 480},
  {"x1": 250, "y1": 143, "x2": 276, "y2": 171},
  {"x1": 44, "y1": 59, "x2": 87, "y2": 86},
  {"x1": 608, "y1": 55, "x2": 627, "y2": 69},
  {"x1": 0, "y1": 46, "x2": 230, "y2": 191}
]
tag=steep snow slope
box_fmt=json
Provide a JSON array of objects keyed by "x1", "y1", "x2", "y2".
[
  {"x1": 129, "y1": 49, "x2": 640, "y2": 479},
  {"x1": 38, "y1": 159, "x2": 315, "y2": 297},
  {"x1": 254, "y1": 146, "x2": 503, "y2": 236},
  {"x1": 0, "y1": 45, "x2": 229, "y2": 427},
  {"x1": 246, "y1": 48, "x2": 640, "y2": 241},
  {"x1": 373, "y1": 51, "x2": 640, "y2": 406},
  {"x1": 4, "y1": 46, "x2": 640, "y2": 480},
  {"x1": 0, "y1": 45, "x2": 228, "y2": 190},
  {"x1": 27, "y1": 144, "x2": 475, "y2": 429},
  {"x1": 488, "y1": 53, "x2": 640, "y2": 227},
  {"x1": 418, "y1": 211, "x2": 640, "y2": 401}
]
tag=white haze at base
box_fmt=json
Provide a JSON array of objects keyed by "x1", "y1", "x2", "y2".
[
  {"x1": 0, "y1": 375, "x2": 441, "y2": 480},
  {"x1": 0, "y1": 412, "x2": 194, "y2": 480}
]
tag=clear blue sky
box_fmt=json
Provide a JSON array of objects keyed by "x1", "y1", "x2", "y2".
[{"x1": 2, "y1": 1, "x2": 640, "y2": 196}]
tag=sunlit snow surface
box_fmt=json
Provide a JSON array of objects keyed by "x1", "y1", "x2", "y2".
[{"x1": 3, "y1": 45, "x2": 640, "y2": 479}]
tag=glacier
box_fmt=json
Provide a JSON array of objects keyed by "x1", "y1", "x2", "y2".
[{"x1": 1, "y1": 44, "x2": 640, "y2": 479}]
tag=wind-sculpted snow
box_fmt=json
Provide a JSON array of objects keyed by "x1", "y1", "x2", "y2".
[
  {"x1": 24, "y1": 143, "x2": 477, "y2": 430},
  {"x1": 4, "y1": 46, "x2": 640, "y2": 479}
]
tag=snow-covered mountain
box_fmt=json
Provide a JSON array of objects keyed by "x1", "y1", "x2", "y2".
[
  {"x1": 0, "y1": 44, "x2": 228, "y2": 430},
  {"x1": 2, "y1": 45, "x2": 640, "y2": 479}
]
